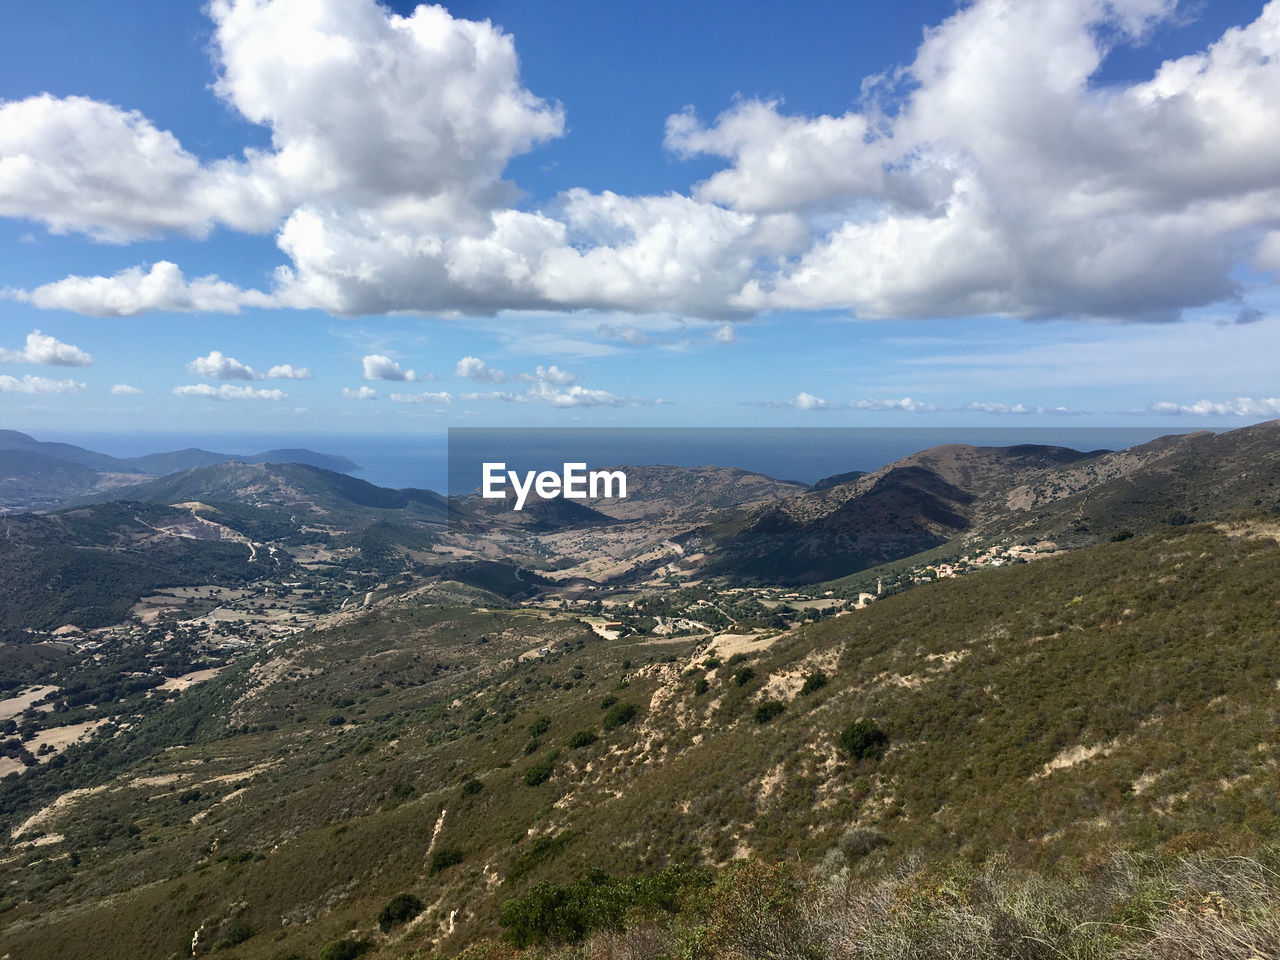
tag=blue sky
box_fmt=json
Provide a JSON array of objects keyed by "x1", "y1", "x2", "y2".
[{"x1": 2, "y1": 0, "x2": 1279, "y2": 438}]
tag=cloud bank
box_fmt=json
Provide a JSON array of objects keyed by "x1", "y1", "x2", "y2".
[{"x1": 6, "y1": 0, "x2": 1280, "y2": 328}]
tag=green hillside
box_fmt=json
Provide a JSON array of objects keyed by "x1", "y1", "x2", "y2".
[{"x1": 4, "y1": 519, "x2": 1280, "y2": 958}]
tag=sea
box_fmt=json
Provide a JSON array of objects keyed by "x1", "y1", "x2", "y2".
[{"x1": 44, "y1": 427, "x2": 1211, "y2": 496}]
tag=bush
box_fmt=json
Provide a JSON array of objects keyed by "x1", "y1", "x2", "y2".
[
  {"x1": 733, "y1": 667, "x2": 756, "y2": 687},
  {"x1": 1111, "y1": 529, "x2": 1135, "y2": 541},
  {"x1": 524, "y1": 755, "x2": 556, "y2": 786},
  {"x1": 529, "y1": 715, "x2": 551, "y2": 738},
  {"x1": 754, "y1": 700, "x2": 785, "y2": 724},
  {"x1": 430, "y1": 847, "x2": 464, "y2": 875},
  {"x1": 378, "y1": 892, "x2": 424, "y2": 932},
  {"x1": 461, "y1": 777, "x2": 484, "y2": 797},
  {"x1": 694, "y1": 677, "x2": 710, "y2": 696},
  {"x1": 568, "y1": 730, "x2": 598, "y2": 749},
  {"x1": 318, "y1": 939, "x2": 368, "y2": 960},
  {"x1": 600, "y1": 695, "x2": 618, "y2": 711},
  {"x1": 799, "y1": 671, "x2": 828, "y2": 695},
  {"x1": 602, "y1": 703, "x2": 639, "y2": 731},
  {"x1": 838, "y1": 719, "x2": 888, "y2": 762}
]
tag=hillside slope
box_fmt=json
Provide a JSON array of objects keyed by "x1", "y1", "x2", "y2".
[{"x1": 3, "y1": 520, "x2": 1279, "y2": 958}]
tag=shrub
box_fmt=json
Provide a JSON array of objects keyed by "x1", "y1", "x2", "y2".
[
  {"x1": 600, "y1": 696, "x2": 619, "y2": 711},
  {"x1": 430, "y1": 847, "x2": 464, "y2": 875},
  {"x1": 800, "y1": 671, "x2": 828, "y2": 695},
  {"x1": 602, "y1": 703, "x2": 639, "y2": 731},
  {"x1": 694, "y1": 677, "x2": 710, "y2": 696},
  {"x1": 461, "y1": 777, "x2": 484, "y2": 797},
  {"x1": 568, "y1": 730, "x2": 598, "y2": 749},
  {"x1": 1111, "y1": 529, "x2": 1135, "y2": 541},
  {"x1": 838, "y1": 719, "x2": 888, "y2": 762},
  {"x1": 318, "y1": 939, "x2": 368, "y2": 960},
  {"x1": 524, "y1": 756, "x2": 556, "y2": 786},
  {"x1": 529, "y1": 715, "x2": 551, "y2": 738},
  {"x1": 378, "y1": 892, "x2": 424, "y2": 932},
  {"x1": 733, "y1": 667, "x2": 756, "y2": 687},
  {"x1": 703, "y1": 656, "x2": 722, "y2": 669},
  {"x1": 754, "y1": 701, "x2": 785, "y2": 724}
]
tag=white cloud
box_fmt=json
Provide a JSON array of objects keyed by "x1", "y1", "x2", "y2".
[
  {"x1": 173, "y1": 383, "x2": 285, "y2": 400},
  {"x1": 1148, "y1": 397, "x2": 1280, "y2": 416},
  {"x1": 532, "y1": 364, "x2": 576, "y2": 385},
  {"x1": 10, "y1": 0, "x2": 1280, "y2": 326},
  {"x1": 362, "y1": 354, "x2": 416, "y2": 381},
  {"x1": 266, "y1": 363, "x2": 312, "y2": 379},
  {"x1": 455, "y1": 355, "x2": 578, "y2": 385},
  {"x1": 455, "y1": 356, "x2": 507, "y2": 383},
  {"x1": 341, "y1": 385, "x2": 377, "y2": 400},
  {"x1": 517, "y1": 381, "x2": 654, "y2": 407},
  {"x1": 757, "y1": 393, "x2": 937, "y2": 412},
  {"x1": 0, "y1": 329, "x2": 92, "y2": 366},
  {"x1": 110, "y1": 383, "x2": 142, "y2": 395},
  {"x1": 794, "y1": 392, "x2": 829, "y2": 411},
  {"x1": 15, "y1": 261, "x2": 274, "y2": 316},
  {"x1": 712, "y1": 323, "x2": 737, "y2": 345},
  {"x1": 389, "y1": 390, "x2": 453, "y2": 404},
  {"x1": 0, "y1": 374, "x2": 87, "y2": 394},
  {"x1": 186, "y1": 349, "x2": 259, "y2": 380}
]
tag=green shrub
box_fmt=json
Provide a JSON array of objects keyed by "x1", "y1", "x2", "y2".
[
  {"x1": 800, "y1": 671, "x2": 828, "y2": 695},
  {"x1": 838, "y1": 719, "x2": 888, "y2": 762},
  {"x1": 602, "y1": 703, "x2": 638, "y2": 731},
  {"x1": 529, "y1": 715, "x2": 551, "y2": 738},
  {"x1": 430, "y1": 847, "x2": 464, "y2": 875},
  {"x1": 733, "y1": 667, "x2": 756, "y2": 687},
  {"x1": 378, "y1": 892, "x2": 424, "y2": 932},
  {"x1": 694, "y1": 677, "x2": 710, "y2": 696},
  {"x1": 524, "y1": 755, "x2": 556, "y2": 786},
  {"x1": 1111, "y1": 529, "x2": 1135, "y2": 541},
  {"x1": 318, "y1": 939, "x2": 368, "y2": 960},
  {"x1": 754, "y1": 701, "x2": 785, "y2": 724},
  {"x1": 568, "y1": 730, "x2": 598, "y2": 749},
  {"x1": 461, "y1": 777, "x2": 484, "y2": 797},
  {"x1": 600, "y1": 695, "x2": 618, "y2": 711},
  {"x1": 703, "y1": 656, "x2": 722, "y2": 669}
]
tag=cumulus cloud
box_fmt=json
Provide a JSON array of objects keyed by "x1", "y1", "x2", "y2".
[
  {"x1": 712, "y1": 323, "x2": 737, "y2": 345},
  {"x1": 1148, "y1": 397, "x2": 1280, "y2": 416},
  {"x1": 0, "y1": 374, "x2": 87, "y2": 394},
  {"x1": 187, "y1": 350, "x2": 259, "y2": 380},
  {"x1": 456, "y1": 356, "x2": 507, "y2": 383},
  {"x1": 266, "y1": 363, "x2": 312, "y2": 379},
  {"x1": 10, "y1": 0, "x2": 1280, "y2": 325},
  {"x1": 0, "y1": 330, "x2": 92, "y2": 366},
  {"x1": 389, "y1": 390, "x2": 453, "y2": 404},
  {"x1": 517, "y1": 382, "x2": 654, "y2": 407},
  {"x1": 341, "y1": 386, "x2": 377, "y2": 399},
  {"x1": 455, "y1": 356, "x2": 577, "y2": 385},
  {"x1": 173, "y1": 383, "x2": 285, "y2": 400},
  {"x1": 362, "y1": 354, "x2": 416, "y2": 381},
  {"x1": 15, "y1": 261, "x2": 274, "y2": 316},
  {"x1": 755, "y1": 393, "x2": 937, "y2": 411},
  {"x1": 110, "y1": 383, "x2": 142, "y2": 395}
]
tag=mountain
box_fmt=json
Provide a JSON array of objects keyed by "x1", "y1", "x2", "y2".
[
  {"x1": 111, "y1": 461, "x2": 445, "y2": 520},
  {"x1": 691, "y1": 424, "x2": 1280, "y2": 584},
  {"x1": 693, "y1": 443, "x2": 1108, "y2": 583},
  {"x1": 3, "y1": 520, "x2": 1279, "y2": 958},
  {"x1": 0, "y1": 430, "x2": 359, "y2": 511}
]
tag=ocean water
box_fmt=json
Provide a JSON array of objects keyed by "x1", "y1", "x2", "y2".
[{"x1": 44, "y1": 427, "x2": 1209, "y2": 495}]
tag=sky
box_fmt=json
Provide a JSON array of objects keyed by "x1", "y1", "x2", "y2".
[{"x1": 2, "y1": 0, "x2": 1280, "y2": 438}]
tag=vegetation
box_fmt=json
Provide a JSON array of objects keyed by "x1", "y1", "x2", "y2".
[
  {"x1": 838, "y1": 718, "x2": 888, "y2": 762},
  {"x1": 377, "y1": 892, "x2": 423, "y2": 932},
  {"x1": 601, "y1": 702, "x2": 638, "y2": 731}
]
